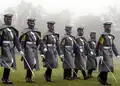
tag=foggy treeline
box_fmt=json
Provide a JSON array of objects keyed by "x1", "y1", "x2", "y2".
[{"x1": 0, "y1": 0, "x2": 120, "y2": 50}]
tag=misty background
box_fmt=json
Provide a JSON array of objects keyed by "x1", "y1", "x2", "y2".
[{"x1": 0, "y1": 0, "x2": 120, "y2": 51}]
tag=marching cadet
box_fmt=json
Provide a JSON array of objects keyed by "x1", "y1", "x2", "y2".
[
  {"x1": 73, "y1": 27, "x2": 93, "y2": 80},
  {"x1": 19, "y1": 18, "x2": 47, "y2": 83},
  {"x1": 96, "y1": 22, "x2": 120, "y2": 85},
  {"x1": 86, "y1": 32, "x2": 97, "y2": 78},
  {"x1": 60, "y1": 26, "x2": 76, "y2": 80},
  {"x1": 42, "y1": 21, "x2": 63, "y2": 82},
  {"x1": 0, "y1": 14, "x2": 24, "y2": 84}
]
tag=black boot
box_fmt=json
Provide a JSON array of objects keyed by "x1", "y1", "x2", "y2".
[
  {"x1": 103, "y1": 72, "x2": 111, "y2": 85},
  {"x1": 64, "y1": 69, "x2": 71, "y2": 80},
  {"x1": 45, "y1": 68, "x2": 53, "y2": 82},
  {"x1": 26, "y1": 69, "x2": 34, "y2": 83},
  {"x1": 87, "y1": 70, "x2": 93, "y2": 78},
  {"x1": 73, "y1": 69, "x2": 80, "y2": 79},
  {"x1": 26, "y1": 69, "x2": 29, "y2": 82},
  {"x1": 67, "y1": 69, "x2": 74, "y2": 80},
  {"x1": 103, "y1": 82, "x2": 112, "y2": 86},
  {"x1": 97, "y1": 75, "x2": 103, "y2": 84},
  {"x1": 2, "y1": 68, "x2": 13, "y2": 84},
  {"x1": 29, "y1": 70, "x2": 34, "y2": 83},
  {"x1": 2, "y1": 79, "x2": 13, "y2": 84},
  {"x1": 25, "y1": 77, "x2": 29, "y2": 82},
  {"x1": 97, "y1": 72, "x2": 106, "y2": 85},
  {"x1": 64, "y1": 69, "x2": 73, "y2": 80},
  {"x1": 64, "y1": 69, "x2": 68, "y2": 79},
  {"x1": 48, "y1": 68, "x2": 53, "y2": 82},
  {"x1": 81, "y1": 70, "x2": 88, "y2": 80},
  {"x1": 44, "y1": 68, "x2": 49, "y2": 81}
]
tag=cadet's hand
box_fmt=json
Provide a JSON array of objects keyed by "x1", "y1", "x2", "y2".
[
  {"x1": 117, "y1": 55, "x2": 120, "y2": 59},
  {"x1": 43, "y1": 48, "x2": 47, "y2": 52},
  {"x1": 90, "y1": 51, "x2": 94, "y2": 55},
  {"x1": 41, "y1": 55, "x2": 45, "y2": 59},
  {"x1": 60, "y1": 54, "x2": 64, "y2": 62},
  {"x1": 21, "y1": 57, "x2": 24, "y2": 61},
  {"x1": 20, "y1": 51, "x2": 24, "y2": 56},
  {"x1": 41, "y1": 55, "x2": 46, "y2": 62},
  {"x1": 99, "y1": 56, "x2": 103, "y2": 64}
]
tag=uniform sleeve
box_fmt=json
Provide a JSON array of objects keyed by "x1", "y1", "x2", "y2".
[
  {"x1": 112, "y1": 40, "x2": 119, "y2": 56},
  {"x1": 60, "y1": 38, "x2": 65, "y2": 54},
  {"x1": 82, "y1": 38, "x2": 91, "y2": 55},
  {"x1": 19, "y1": 34, "x2": 26, "y2": 49},
  {"x1": 14, "y1": 35, "x2": 22, "y2": 52},
  {"x1": 73, "y1": 38, "x2": 79, "y2": 54},
  {"x1": 56, "y1": 36, "x2": 62, "y2": 55},
  {"x1": 88, "y1": 41, "x2": 92, "y2": 48},
  {"x1": 0, "y1": 30, "x2": 3, "y2": 46},
  {"x1": 37, "y1": 34, "x2": 47, "y2": 54},
  {"x1": 43, "y1": 35, "x2": 47, "y2": 45}
]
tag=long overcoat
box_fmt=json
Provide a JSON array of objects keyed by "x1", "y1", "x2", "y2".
[
  {"x1": 20, "y1": 28, "x2": 46, "y2": 70},
  {"x1": 96, "y1": 32, "x2": 119, "y2": 72},
  {"x1": 42, "y1": 31, "x2": 61, "y2": 68},
  {"x1": 0, "y1": 24, "x2": 21, "y2": 69},
  {"x1": 86, "y1": 40, "x2": 97, "y2": 70},
  {"x1": 60, "y1": 34, "x2": 76, "y2": 69}
]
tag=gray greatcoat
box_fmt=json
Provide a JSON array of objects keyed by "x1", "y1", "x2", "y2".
[
  {"x1": 43, "y1": 31, "x2": 61, "y2": 68},
  {"x1": 20, "y1": 28, "x2": 46, "y2": 70},
  {"x1": 74, "y1": 36, "x2": 91, "y2": 70},
  {"x1": 86, "y1": 40, "x2": 97, "y2": 70},
  {"x1": 0, "y1": 24, "x2": 21, "y2": 69},
  {"x1": 96, "y1": 32, "x2": 119, "y2": 72},
  {"x1": 60, "y1": 34, "x2": 76, "y2": 69}
]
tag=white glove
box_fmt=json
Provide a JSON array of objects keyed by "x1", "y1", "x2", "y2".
[
  {"x1": 20, "y1": 51, "x2": 24, "y2": 56},
  {"x1": 41, "y1": 55, "x2": 45, "y2": 59},
  {"x1": 90, "y1": 51, "x2": 94, "y2": 55},
  {"x1": 60, "y1": 54, "x2": 64, "y2": 58},
  {"x1": 99, "y1": 56, "x2": 103, "y2": 64},
  {"x1": 117, "y1": 55, "x2": 120, "y2": 59},
  {"x1": 43, "y1": 48, "x2": 47, "y2": 52},
  {"x1": 60, "y1": 54, "x2": 64, "y2": 62}
]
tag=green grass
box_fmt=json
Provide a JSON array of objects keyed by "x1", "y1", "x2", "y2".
[{"x1": 0, "y1": 55, "x2": 120, "y2": 86}]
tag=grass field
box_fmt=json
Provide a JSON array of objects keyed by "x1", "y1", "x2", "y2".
[{"x1": 0, "y1": 55, "x2": 120, "y2": 86}]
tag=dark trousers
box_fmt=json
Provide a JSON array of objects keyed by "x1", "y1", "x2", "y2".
[
  {"x1": 87, "y1": 69, "x2": 93, "y2": 76},
  {"x1": 99, "y1": 72, "x2": 108, "y2": 83},
  {"x1": 45, "y1": 68, "x2": 52, "y2": 81},
  {"x1": 64, "y1": 69, "x2": 72, "y2": 79},
  {"x1": 26, "y1": 69, "x2": 32, "y2": 79},
  {"x1": 73, "y1": 69, "x2": 87, "y2": 78},
  {"x1": 2, "y1": 68, "x2": 10, "y2": 80}
]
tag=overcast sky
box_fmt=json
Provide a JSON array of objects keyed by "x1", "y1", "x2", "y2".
[{"x1": 0, "y1": 0, "x2": 120, "y2": 15}]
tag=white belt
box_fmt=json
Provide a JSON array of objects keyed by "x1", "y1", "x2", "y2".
[
  {"x1": 3, "y1": 41, "x2": 13, "y2": 44},
  {"x1": 26, "y1": 41, "x2": 36, "y2": 44},
  {"x1": 65, "y1": 46, "x2": 72, "y2": 48},
  {"x1": 103, "y1": 46, "x2": 111, "y2": 49},
  {"x1": 79, "y1": 46, "x2": 83, "y2": 48},
  {"x1": 47, "y1": 44, "x2": 55, "y2": 47}
]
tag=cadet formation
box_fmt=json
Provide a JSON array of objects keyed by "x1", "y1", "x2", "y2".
[{"x1": 0, "y1": 14, "x2": 120, "y2": 86}]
